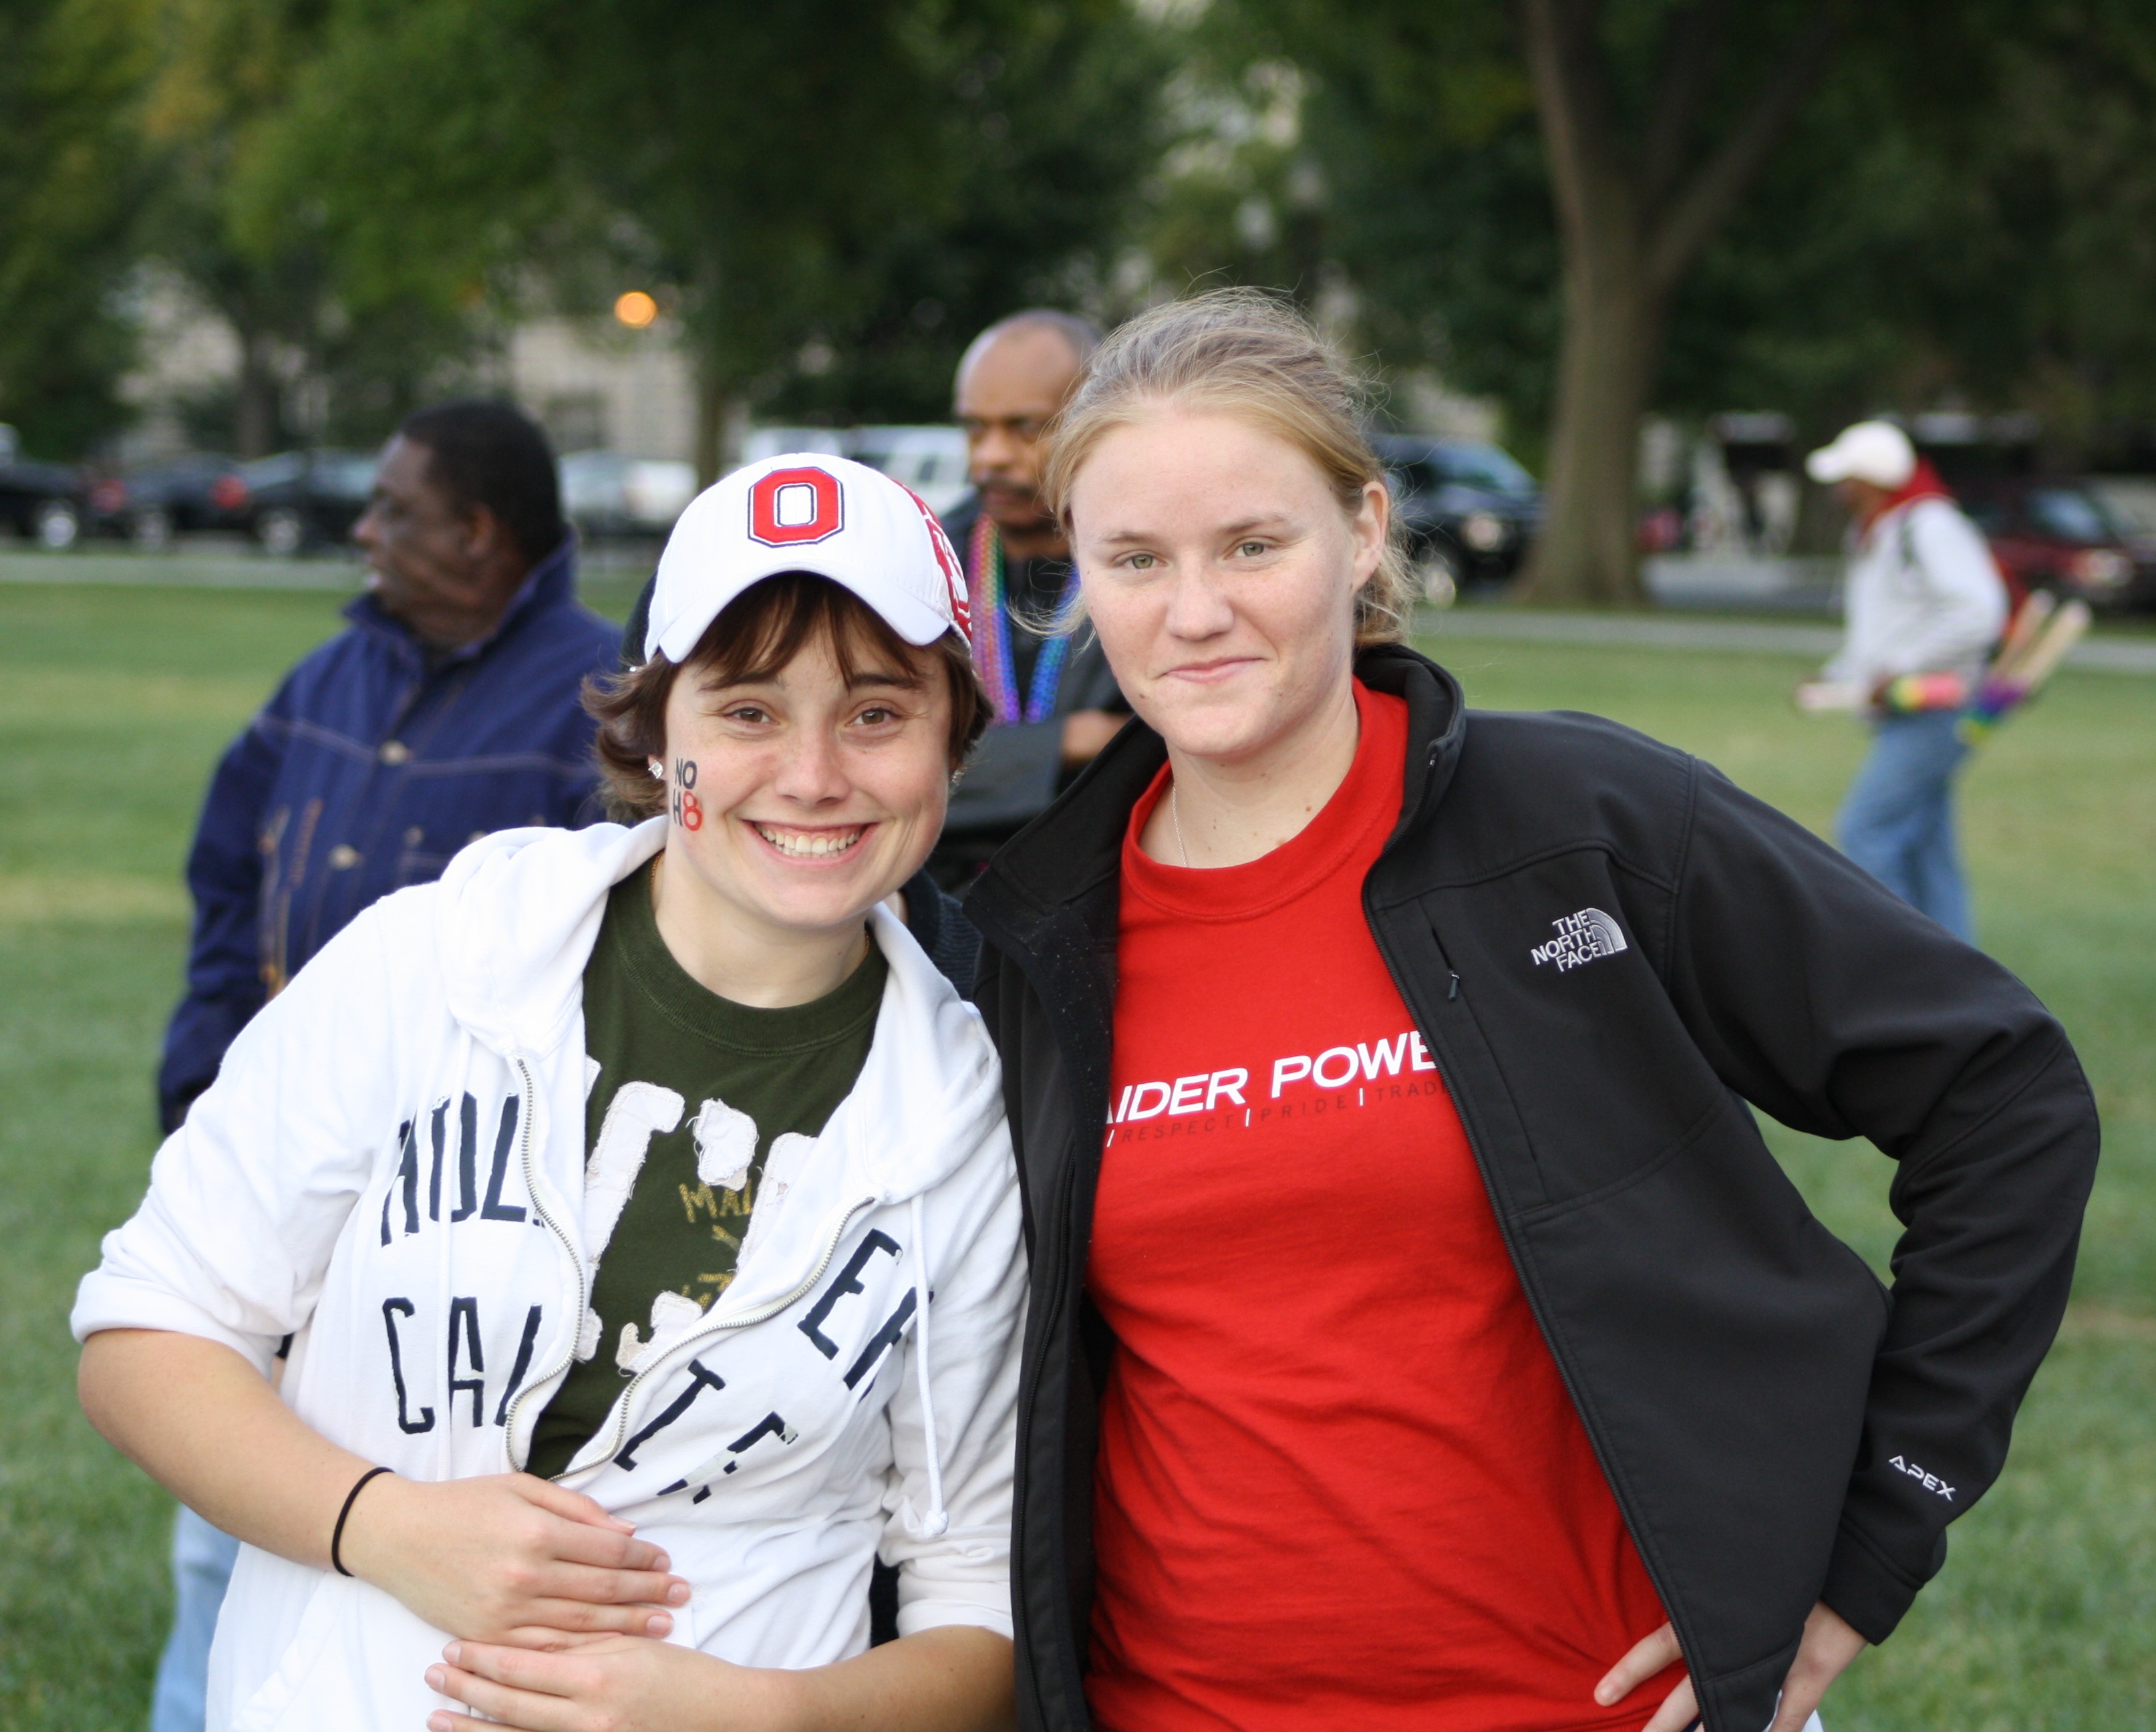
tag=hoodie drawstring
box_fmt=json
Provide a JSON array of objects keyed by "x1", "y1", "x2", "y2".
[
  {"x1": 436, "y1": 1028, "x2": 479, "y2": 1479},
  {"x1": 908, "y1": 1192, "x2": 949, "y2": 1539}
]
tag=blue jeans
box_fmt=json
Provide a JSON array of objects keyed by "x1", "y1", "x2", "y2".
[
  {"x1": 1836, "y1": 708, "x2": 1973, "y2": 941},
  {"x1": 150, "y1": 1507, "x2": 238, "y2": 1732}
]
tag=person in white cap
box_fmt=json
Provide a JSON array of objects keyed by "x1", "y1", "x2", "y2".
[
  {"x1": 73, "y1": 452, "x2": 1026, "y2": 1732},
  {"x1": 1805, "y1": 420, "x2": 2006, "y2": 938}
]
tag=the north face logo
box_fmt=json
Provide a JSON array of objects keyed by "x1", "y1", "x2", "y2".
[{"x1": 1530, "y1": 907, "x2": 1628, "y2": 972}]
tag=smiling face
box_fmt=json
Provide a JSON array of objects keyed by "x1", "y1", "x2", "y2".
[
  {"x1": 1068, "y1": 405, "x2": 1385, "y2": 772},
  {"x1": 657, "y1": 624, "x2": 953, "y2": 952}
]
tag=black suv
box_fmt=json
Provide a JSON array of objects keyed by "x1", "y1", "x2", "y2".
[
  {"x1": 0, "y1": 424, "x2": 86, "y2": 549},
  {"x1": 1374, "y1": 434, "x2": 1542, "y2": 602},
  {"x1": 93, "y1": 454, "x2": 255, "y2": 547},
  {"x1": 242, "y1": 450, "x2": 378, "y2": 555}
]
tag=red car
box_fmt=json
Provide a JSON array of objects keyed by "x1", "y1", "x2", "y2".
[{"x1": 1955, "y1": 476, "x2": 2155, "y2": 612}]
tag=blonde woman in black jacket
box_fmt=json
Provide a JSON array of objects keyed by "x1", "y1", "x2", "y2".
[{"x1": 963, "y1": 289, "x2": 2098, "y2": 1732}]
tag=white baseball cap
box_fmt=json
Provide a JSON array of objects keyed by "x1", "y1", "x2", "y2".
[
  {"x1": 643, "y1": 452, "x2": 971, "y2": 663},
  {"x1": 1805, "y1": 420, "x2": 1916, "y2": 488}
]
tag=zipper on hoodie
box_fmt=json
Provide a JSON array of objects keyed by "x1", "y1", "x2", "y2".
[
  {"x1": 497, "y1": 1044, "x2": 888, "y2": 1477},
  {"x1": 502, "y1": 1054, "x2": 587, "y2": 1456}
]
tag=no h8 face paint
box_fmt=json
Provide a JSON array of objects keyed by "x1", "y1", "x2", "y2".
[{"x1": 671, "y1": 758, "x2": 703, "y2": 831}]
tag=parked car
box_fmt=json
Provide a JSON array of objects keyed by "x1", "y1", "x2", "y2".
[
  {"x1": 1374, "y1": 434, "x2": 1542, "y2": 601},
  {"x1": 92, "y1": 454, "x2": 253, "y2": 547},
  {"x1": 847, "y1": 425, "x2": 971, "y2": 518},
  {"x1": 559, "y1": 449, "x2": 698, "y2": 539},
  {"x1": 735, "y1": 425, "x2": 973, "y2": 519},
  {"x1": 738, "y1": 426, "x2": 849, "y2": 466},
  {"x1": 241, "y1": 450, "x2": 377, "y2": 555},
  {"x1": 2085, "y1": 476, "x2": 2156, "y2": 542},
  {"x1": 1956, "y1": 476, "x2": 2156, "y2": 611},
  {"x1": 0, "y1": 423, "x2": 86, "y2": 549}
]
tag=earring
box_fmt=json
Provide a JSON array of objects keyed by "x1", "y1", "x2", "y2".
[{"x1": 648, "y1": 760, "x2": 665, "y2": 780}]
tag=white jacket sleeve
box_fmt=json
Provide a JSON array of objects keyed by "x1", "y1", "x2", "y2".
[
  {"x1": 1883, "y1": 500, "x2": 2008, "y2": 678},
  {"x1": 877, "y1": 1123, "x2": 1026, "y2": 1640},
  {"x1": 71, "y1": 901, "x2": 403, "y2": 1368}
]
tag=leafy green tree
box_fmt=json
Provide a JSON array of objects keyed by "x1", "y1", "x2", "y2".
[
  {"x1": 0, "y1": 0, "x2": 156, "y2": 457},
  {"x1": 1206, "y1": 0, "x2": 2156, "y2": 603},
  {"x1": 767, "y1": 3, "x2": 1171, "y2": 423},
  {"x1": 1161, "y1": 6, "x2": 1546, "y2": 406},
  {"x1": 1215, "y1": 0, "x2": 1847, "y2": 603},
  {"x1": 1513, "y1": 0, "x2": 1845, "y2": 603},
  {"x1": 1664, "y1": 0, "x2": 2156, "y2": 468},
  {"x1": 144, "y1": 0, "x2": 501, "y2": 454},
  {"x1": 255, "y1": 0, "x2": 1168, "y2": 474},
  {"x1": 139, "y1": 0, "x2": 328, "y2": 454}
]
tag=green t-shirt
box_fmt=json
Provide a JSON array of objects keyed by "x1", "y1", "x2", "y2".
[{"x1": 526, "y1": 860, "x2": 887, "y2": 1479}]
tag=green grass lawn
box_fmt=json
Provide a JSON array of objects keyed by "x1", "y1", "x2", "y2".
[{"x1": 1, "y1": 577, "x2": 2149, "y2": 1727}]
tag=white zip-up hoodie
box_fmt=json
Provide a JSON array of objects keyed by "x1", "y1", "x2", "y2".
[{"x1": 73, "y1": 819, "x2": 1023, "y2": 1732}]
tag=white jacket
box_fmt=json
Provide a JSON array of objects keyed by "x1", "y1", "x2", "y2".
[
  {"x1": 73, "y1": 819, "x2": 1024, "y2": 1731},
  {"x1": 1825, "y1": 494, "x2": 2007, "y2": 690}
]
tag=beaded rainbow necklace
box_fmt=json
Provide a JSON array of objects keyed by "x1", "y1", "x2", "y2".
[{"x1": 965, "y1": 514, "x2": 1077, "y2": 725}]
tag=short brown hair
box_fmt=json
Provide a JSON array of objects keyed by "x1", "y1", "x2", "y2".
[
  {"x1": 1042, "y1": 287, "x2": 1413, "y2": 645},
  {"x1": 587, "y1": 572, "x2": 989, "y2": 822}
]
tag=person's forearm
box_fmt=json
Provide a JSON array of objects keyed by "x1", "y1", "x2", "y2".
[
  {"x1": 786, "y1": 1627, "x2": 1014, "y2": 1732},
  {"x1": 428, "y1": 1624, "x2": 1016, "y2": 1732},
  {"x1": 83, "y1": 1327, "x2": 687, "y2": 1647},
  {"x1": 78, "y1": 1328, "x2": 370, "y2": 1569}
]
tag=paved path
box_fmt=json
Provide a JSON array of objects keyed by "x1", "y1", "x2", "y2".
[
  {"x1": 1422, "y1": 607, "x2": 2156, "y2": 675},
  {"x1": 0, "y1": 549, "x2": 360, "y2": 589}
]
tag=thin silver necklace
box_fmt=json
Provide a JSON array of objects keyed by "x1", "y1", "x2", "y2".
[{"x1": 1170, "y1": 778, "x2": 1191, "y2": 867}]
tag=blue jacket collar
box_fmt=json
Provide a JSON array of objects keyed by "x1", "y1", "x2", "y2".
[{"x1": 345, "y1": 535, "x2": 579, "y2": 666}]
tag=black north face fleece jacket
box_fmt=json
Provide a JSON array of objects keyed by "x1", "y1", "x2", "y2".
[{"x1": 965, "y1": 643, "x2": 2099, "y2": 1732}]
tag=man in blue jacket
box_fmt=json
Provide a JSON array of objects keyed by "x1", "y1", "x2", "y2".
[
  {"x1": 148, "y1": 398, "x2": 619, "y2": 1732},
  {"x1": 156, "y1": 399, "x2": 619, "y2": 1129}
]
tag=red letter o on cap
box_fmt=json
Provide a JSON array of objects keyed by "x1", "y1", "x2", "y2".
[{"x1": 748, "y1": 466, "x2": 844, "y2": 547}]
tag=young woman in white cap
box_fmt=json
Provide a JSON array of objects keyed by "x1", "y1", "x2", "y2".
[
  {"x1": 74, "y1": 454, "x2": 1024, "y2": 1732},
  {"x1": 963, "y1": 291, "x2": 2095, "y2": 1732}
]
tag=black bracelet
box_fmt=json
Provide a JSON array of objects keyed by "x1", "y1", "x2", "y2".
[{"x1": 331, "y1": 1465, "x2": 394, "y2": 1578}]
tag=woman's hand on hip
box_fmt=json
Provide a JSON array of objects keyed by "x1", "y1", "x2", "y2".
[
  {"x1": 1594, "y1": 1600, "x2": 1866, "y2": 1731},
  {"x1": 339, "y1": 1471, "x2": 690, "y2": 1646}
]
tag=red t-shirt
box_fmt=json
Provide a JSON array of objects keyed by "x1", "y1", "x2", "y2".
[{"x1": 1086, "y1": 681, "x2": 1676, "y2": 1732}]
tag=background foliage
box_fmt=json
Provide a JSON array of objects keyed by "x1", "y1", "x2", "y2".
[
  {"x1": 8, "y1": 0, "x2": 2156, "y2": 469},
  {"x1": 0, "y1": 0, "x2": 156, "y2": 456}
]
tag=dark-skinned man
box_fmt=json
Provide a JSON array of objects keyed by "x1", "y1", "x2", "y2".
[
  {"x1": 146, "y1": 398, "x2": 617, "y2": 1732},
  {"x1": 928, "y1": 309, "x2": 1126, "y2": 887}
]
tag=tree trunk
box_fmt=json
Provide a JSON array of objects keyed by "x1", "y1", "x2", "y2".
[
  {"x1": 1529, "y1": 271, "x2": 1664, "y2": 606},
  {"x1": 692, "y1": 351, "x2": 730, "y2": 487},
  {"x1": 234, "y1": 329, "x2": 279, "y2": 458},
  {"x1": 1515, "y1": 0, "x2": 1843, "y2": 607}
]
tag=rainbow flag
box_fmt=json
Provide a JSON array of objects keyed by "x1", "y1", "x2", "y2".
[{"x1": 1795, "y1": 591, "x2": 2091, "y2": 743}]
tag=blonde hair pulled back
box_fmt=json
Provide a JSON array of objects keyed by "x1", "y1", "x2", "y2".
[{"x1": 1042, "y1": 287, "x2": 1413, "y2": 647}]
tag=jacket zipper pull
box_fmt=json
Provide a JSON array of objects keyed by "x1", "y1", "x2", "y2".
[{"x1": 1447, "y1": 972, "x2": 1460, "y2": 1002}]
